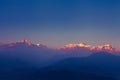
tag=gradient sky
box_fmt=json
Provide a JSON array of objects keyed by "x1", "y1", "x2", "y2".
[{"x1": 0, "y1": 0, "x2": 120, "y2": 48}]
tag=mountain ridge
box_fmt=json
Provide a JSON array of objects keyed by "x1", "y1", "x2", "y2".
[{"x1": 0, "y1": 39, "x2": 119, "y2": 54}]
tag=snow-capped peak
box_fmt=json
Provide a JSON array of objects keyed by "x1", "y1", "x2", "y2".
[{"x1": 62, "y1": 43, "x2": 118, "y2": 53}]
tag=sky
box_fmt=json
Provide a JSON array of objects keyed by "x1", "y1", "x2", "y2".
[{"x1": 0, "y1": 0, "x2": 120, "y2": 48}]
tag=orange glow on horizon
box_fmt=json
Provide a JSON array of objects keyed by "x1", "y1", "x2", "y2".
[{"x1": 0, "y1": 39, "x2": 120, "y2": 53}]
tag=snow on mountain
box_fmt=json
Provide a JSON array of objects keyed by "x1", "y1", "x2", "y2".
[{"x1": 61, "y1": 43, "x2": 119, "y2": 54}]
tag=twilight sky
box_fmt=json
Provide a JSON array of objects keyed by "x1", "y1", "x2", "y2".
[{"x1": 0, "y1": 0, "x2": 120, "y2": 48}]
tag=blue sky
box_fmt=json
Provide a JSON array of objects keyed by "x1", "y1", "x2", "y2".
[{"x1": 0, "y1": 0, "x2": 120, "y2": 48}]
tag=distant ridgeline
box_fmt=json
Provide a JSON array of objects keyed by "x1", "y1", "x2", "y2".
[
  {"x1": 0, "y1": 39, "x2": 119, "y2": 54},
  {"x1": 0, "y1": 39, "x2": 120, "y2": 80}
]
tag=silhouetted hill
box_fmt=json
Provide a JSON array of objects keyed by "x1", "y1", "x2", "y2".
[
  {"x1": 34, "y1": 52, "x2": 120, "y2": 80},
  {"x1": 0, "y1": 43, "x2": 120, "y2": 80}
]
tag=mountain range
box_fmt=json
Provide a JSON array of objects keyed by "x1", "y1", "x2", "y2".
[{"x1": 0, "y1": 39, "x2": 120, "y2": 80}]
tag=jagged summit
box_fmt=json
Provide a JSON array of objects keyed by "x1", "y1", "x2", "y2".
[
  {"x1": 64, "y1": 42, "x2": 91, "y2": 48},
  {"x1": 0, "y1": 39, "x2": 46, "y2": 48},
  {"x1": 62, "y1": 43, "x2": 118, "y2": 53},
  {"x1": 20, "y1": 39, "x2": 32, "y2": 46}
]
